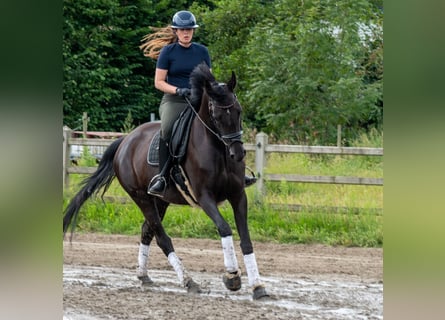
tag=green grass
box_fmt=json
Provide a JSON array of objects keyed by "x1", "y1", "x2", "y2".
[{"x1": 63, "y1": 130, "x2": 383, "y2": 247}]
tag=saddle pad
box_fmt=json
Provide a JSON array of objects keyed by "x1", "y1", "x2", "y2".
[{"x1": 147, "y1": 131, "x2": 160, "y2": 166}]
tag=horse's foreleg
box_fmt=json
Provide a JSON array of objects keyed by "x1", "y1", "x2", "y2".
[
  {"x1": 231, "y1": 193, "x2": 269, "y2": 300},
  {"x1": 199, "y1": 196, "x2": 242, "y2": 291},
  {"x1": 221, "y1": 235, "x2": 242, "y2": 291},
  {"x1": 221, "y1": 235, "x2": 239, "y2": 273}
]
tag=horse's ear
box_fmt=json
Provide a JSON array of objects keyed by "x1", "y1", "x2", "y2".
[{"x1": 227, "y1": 71, "x2": 236, "y2": 92}]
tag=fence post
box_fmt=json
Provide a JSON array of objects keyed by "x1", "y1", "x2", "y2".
[
  {"x1": 255, "y1": 132, "x2": 268, "y2": 197},
  {"x1": 82, "y1": 112, "x2": 89, "y2": 138},
  {"x1": 63, "y1": 126, "x2": 72, "y2": 189},
  {"x1": 337, "y1": 124, "x2": 342, "y2": 147}
]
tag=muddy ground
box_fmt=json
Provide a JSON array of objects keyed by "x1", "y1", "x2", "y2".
[{"x1": 63, "y1": 233, "x2": 383, "y2": 320}]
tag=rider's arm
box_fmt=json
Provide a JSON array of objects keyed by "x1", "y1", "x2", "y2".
[{"x1": 154, "y1": 68, "x2": 177, "y2": 95}]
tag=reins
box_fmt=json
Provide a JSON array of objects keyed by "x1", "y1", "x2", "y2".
[{"x1": 185, "y1": 96, "x2": 243, "y2": 148}]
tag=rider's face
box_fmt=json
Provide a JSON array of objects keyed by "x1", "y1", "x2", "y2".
[{"x1": 175, "y1": 28, "x2": 194, "y2": 46}]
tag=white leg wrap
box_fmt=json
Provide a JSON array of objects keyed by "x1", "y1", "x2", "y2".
[
  {"x1": 243, "y1": 253, "x2": 262, "y2": 288},
  {"x1": 137, "y1": 243, "x2": 150, "y2": 277},
  {"x1": 168, "y1": 252, "x2": 186, "y2": 285},
  {"x1": 221, "y1": 235, "x2": 239, "y2": 272}
]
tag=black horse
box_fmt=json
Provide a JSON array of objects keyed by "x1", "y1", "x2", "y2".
[{"x1": 63, "y1": 63, "x2": 269, "y2": 300}]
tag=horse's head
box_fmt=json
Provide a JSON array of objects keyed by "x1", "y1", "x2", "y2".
[
  {"x1": 190, "y1": 63, "x2": 246, "y2": 162},
  {"x1": 207, "y1": 74, "x2": 245, "y2": 161}
]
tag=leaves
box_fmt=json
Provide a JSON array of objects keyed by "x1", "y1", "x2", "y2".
[
  {"x1": 63, "y1": 0, "x2": 162, "y2": 131},
  {"x1": 196, "y1": 0, "x2": 383, "y2": 145},
  {"x1": 63, "y1": 0, "x2": 383, "y2": 144}
]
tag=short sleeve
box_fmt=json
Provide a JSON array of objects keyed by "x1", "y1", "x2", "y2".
[{"x1": 156, "y1": 46, "x2": 169, "y2": 70}]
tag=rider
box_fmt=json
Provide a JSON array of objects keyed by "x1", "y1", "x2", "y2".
[{"x1": 140, "y1": 10, "x2": 256, "y2": 197}]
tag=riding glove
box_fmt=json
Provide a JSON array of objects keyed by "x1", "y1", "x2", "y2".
[{"x1": 176, "y1": 87, "x2": 191, "y2": 97}]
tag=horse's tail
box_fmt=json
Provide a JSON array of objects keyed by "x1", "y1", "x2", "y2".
[{"x1": 63, "y1": 136, "x2": 125, "y2": 239}]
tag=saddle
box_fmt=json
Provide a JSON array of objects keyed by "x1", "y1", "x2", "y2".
[
  {"x1": 147, "y1": 106, "x2": 195, "y2": 165},
  {"x1": 169, "y1": 106, "x2": 195, "y2": 162},
  {"x1": 147, "y1": 106, "x2": 199, "y2": 206}
]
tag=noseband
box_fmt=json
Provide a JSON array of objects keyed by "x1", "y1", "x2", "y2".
[{"x1": 186, "y1": 97, "x2": 243, "y2": 149}]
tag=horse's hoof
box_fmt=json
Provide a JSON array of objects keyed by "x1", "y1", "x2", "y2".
[
  {"x1": 137, "y1": 275, "x2": 154, "y2": 286},
  {"x1": 185, "y1": 278, "x2": 202, "y2": 294},
  {"x1": 252, "y1": 285, "x2": 270, "y2": 300},
  {"x1": 223, "y1": 270, "x2": 242, "y2": 291}
]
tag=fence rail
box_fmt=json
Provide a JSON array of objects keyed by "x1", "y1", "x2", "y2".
[
  {"x1": 63, "y1": 128, "x2": 383, "y2": 195},
  {"x1": 264, "y1": 174, "x2": 383, "y2": 186},
  {"x1": 244, "y1": 143, "x2": 383, "y2": 156},
  {"x1": 243, "y1": 132, "x2": 383, "y2": 194}
]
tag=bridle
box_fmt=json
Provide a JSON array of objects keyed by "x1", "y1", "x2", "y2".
[{"x1": 185, "y1": 96, "x2": 244, "y2": 149}]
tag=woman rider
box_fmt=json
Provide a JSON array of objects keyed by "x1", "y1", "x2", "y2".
[{"x1": 140, "y1": 10, "x2": 256, "y2": 197}]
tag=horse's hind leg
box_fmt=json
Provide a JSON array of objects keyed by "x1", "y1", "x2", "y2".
[
  {"x1": 135, "y1": 199, "x2": 168, "y2": 285},
  {"x1": 136, "y1": 197, "x2": 201, "y2": 293},
  {"x1": 137, "y1": 219, "x2": 155, "y2": 285}
]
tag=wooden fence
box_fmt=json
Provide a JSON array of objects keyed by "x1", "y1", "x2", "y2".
[
  {"x1": 249, "y1": 132, "x2": 383, "y2": 194},
  {"x1": 63, "y1": 128, "x2": 383, "y2": 197}
]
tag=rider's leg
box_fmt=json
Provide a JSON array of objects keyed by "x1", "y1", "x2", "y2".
[
  {"x1": 148, "y1": 94, "x2": 187, "y2": 196},
  {"x1": 147, "y1": 137, "x2": 171, "y2": 196}
]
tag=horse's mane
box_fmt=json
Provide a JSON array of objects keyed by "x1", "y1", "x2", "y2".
[{"x1": 190, "y1": 62, "x2": 227, "y2": 109}]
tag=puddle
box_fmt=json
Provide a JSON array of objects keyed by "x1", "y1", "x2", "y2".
[{"x1": 64, "y1": 265, "x2": 382, "y2": 319}]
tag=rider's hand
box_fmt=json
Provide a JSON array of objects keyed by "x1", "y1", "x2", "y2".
[{"x1": 175, "y1": 87, "x2": 191, "y2": 97}]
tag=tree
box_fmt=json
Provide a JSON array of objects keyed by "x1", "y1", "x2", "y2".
[
  {"x1": 63, "y1": 0, "x2": 198, "y2": 131},
  {"x1": 190, "y1": 0, "x2": 271, "y2": 87},
  {"x1": 194, "y1": 0, "x2": 383, "y2": 145},
  {"x1": 63, "y1": 0, "x2": 383, "y2": 144},
  {"x1": 63, "y1": 0, "x2": 121, "y2": 130}
]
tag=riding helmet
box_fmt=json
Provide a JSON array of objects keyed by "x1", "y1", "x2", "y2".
[{"x1": 172, "y1": 11, "x2": 199, "y2": 29}]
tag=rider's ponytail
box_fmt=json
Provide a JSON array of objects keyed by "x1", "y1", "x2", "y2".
[{"x1": 140, "y1": 26, "x2": 177, "y2": 60}]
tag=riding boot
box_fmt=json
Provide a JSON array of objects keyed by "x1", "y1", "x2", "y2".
[
  {"x1": 147, "y1": 138, "x2": 171, "y2": 196},
  {"x1": 244, "y1": 175, "x2": 257, "y2": 187}
]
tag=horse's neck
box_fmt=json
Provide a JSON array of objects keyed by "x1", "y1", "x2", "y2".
[
  {"x1": 193, "y1": 95, "x2": 220, "y2": 145},
  {"x1": 197, "y1": 94, "x2": 212, "y2": 126}
]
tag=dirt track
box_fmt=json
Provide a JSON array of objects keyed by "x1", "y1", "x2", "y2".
[{"x1": 63, "y1": 233, "x2": 383, "y2": 319}]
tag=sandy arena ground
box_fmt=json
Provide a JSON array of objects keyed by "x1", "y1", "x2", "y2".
[{"x1": 63, "y1": 233, "x2": 383, "y2": 320}]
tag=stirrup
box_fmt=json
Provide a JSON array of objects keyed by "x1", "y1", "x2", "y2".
[
  {"x1": 147, "y1": 175, "x2": 167, "y2": 196},
  {"x1": 245, "y1": 166, "x2": 257, "y2": 187},
  {"x1": 245, "y1": 175, "x2": 257, "y2": 187}
]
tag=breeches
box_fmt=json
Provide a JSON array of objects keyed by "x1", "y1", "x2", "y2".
[{"x1": 159, "y1": 94, "x2": 188, "y2": 140}]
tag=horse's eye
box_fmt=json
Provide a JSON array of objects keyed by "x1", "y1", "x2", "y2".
[{"x1": 213, "y1": 110, "x2": 223, "y2": 120}]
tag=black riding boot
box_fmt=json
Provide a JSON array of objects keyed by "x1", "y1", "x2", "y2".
[{"x1": 147, "y1": 138, "x2": 171, "y2": 196}]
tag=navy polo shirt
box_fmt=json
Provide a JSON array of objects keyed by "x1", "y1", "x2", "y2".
[{"x1": 157, "y1": 42, "x2": 211, "y2": 89}]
